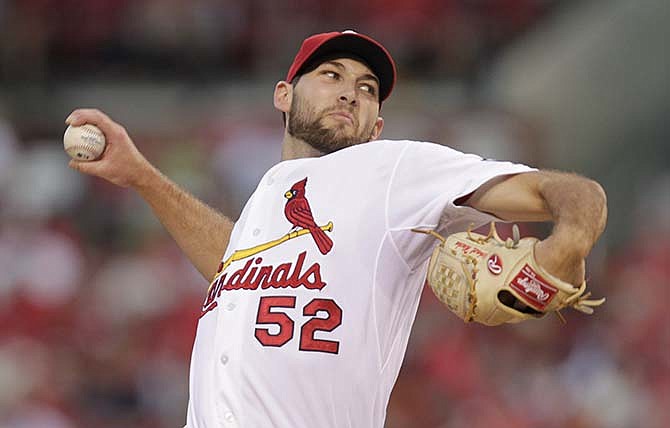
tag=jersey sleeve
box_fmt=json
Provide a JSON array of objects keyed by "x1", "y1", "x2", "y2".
[{"x1": 386, "y1": 141, "x2": 536, "y2": 268}]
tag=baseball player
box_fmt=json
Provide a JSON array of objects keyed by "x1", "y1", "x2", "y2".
[{"x1": 65, "y1": 31, "x2": 607, "y2": 428}]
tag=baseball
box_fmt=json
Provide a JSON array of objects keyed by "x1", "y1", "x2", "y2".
[{"x1": 63, "y1": 124, "x2": 106, "y2": 161}]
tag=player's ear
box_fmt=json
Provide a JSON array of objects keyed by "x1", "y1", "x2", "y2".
[
  {"x1": 369, "y1": 116, "x2": 384, "y2": 141},
  {"x1": 274, "y1": 81, "x2": 292, "y2": 114}
]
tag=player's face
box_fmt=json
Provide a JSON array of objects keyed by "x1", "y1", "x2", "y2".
[{"x1": 287, "y1": 58, "x2": 384, "y2": 153}]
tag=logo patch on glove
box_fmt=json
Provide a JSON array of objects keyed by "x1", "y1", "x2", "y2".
[
  {"x1": 487, "y1": 254, "x2": 503, "y2": 275},
  {"x1": 510, "y1": 264, "x2": 558, "y2": 310}
]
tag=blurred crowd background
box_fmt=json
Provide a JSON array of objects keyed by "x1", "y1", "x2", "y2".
[{"x1": 1, "y1": 0, "x2": 668, "y2": 427}]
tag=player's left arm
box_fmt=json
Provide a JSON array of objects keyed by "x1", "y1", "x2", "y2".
[{"x1": 463, "y1": 170, "x2": 608, "y2": 286}]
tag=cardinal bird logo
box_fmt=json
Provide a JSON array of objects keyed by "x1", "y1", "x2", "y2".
[{"x1": 284, "y1": 177, "x2": 333, "y2": 255}]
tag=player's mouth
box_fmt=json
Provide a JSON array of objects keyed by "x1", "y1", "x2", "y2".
[{"x1": 327, "y1": 111, "x2": 354, "y2": 125}]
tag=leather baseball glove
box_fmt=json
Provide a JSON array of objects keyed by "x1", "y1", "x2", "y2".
[{"x1": 414, "y1": 223, "x2": 605, "y2": 326}]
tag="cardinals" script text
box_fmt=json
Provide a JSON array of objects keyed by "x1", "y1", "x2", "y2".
[{"x1": 200, "y1": 251, "x2": 326, "y2": 317}]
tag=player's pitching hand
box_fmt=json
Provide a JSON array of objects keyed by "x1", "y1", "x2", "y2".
[{"x1": 65, "y1": 109, "x2": 153, "y2": 188}]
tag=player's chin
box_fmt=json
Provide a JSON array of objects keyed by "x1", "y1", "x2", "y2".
[
  {"x1": 317, "y1": 119, "x2": 366, "y2": 143},
  {"x1": 328, "y1": 121, "x2": 361, "y2": 138},
  {"x1": 330, "y1": 126, "x2": 355, "y2": 139}
]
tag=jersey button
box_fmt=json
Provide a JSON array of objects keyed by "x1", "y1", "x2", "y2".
[
  {"x1": 223, "y1": 411, "x2": 236, "y2": 423},
  {"x1": 220, "y1": 354, "x2": 229, "y2": 365},
  {"x1": 226, "y1": 303, "x2": 236, "y2": 311}
]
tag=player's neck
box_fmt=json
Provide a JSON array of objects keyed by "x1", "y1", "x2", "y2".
[{"x1": 281, "y1": 133, "x2": 325, "y2": 160}]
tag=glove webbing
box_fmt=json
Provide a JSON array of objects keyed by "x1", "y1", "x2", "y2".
[{"x1": 414, "y1": 228, "x2": 478, "y2": 322}]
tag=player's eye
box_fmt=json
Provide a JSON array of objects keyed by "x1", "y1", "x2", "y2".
[
  {"x1": 359, "y1": 83, "x2": 377, "y2": 96},
  {"x1": 323, "y1": 70, "x2": 340, "y2": 80}
]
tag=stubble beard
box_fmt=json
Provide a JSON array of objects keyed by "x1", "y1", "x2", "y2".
[{"x1": 287, "y1": 93, "x2": 373, "y2": 154}]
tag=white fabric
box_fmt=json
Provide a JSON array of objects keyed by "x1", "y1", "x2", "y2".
[{"x1": 185, "y1": 140, "x2": 535, "y2": 428}]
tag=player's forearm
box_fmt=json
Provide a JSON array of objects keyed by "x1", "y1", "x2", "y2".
[
  {"x1": 133, "y1": 164, "x2": 233, "y2": 281},
  {"x1": 537, "y1": 171, "x2": 608, "y2": 257},
  {"x1": 465, "y1": 170, "x2": 606, "y2": 285}
]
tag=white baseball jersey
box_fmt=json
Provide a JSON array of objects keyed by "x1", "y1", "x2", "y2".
[{"x1": 185, "y1": 140, "x2": 534, "y2": 428}]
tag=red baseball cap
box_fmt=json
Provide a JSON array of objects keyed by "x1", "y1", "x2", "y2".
[{"x1": 286, "y1": 30, "x2": 397, "y2": 102}]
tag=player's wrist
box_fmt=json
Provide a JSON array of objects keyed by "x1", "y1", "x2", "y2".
[
  {"x1": 549, "y1": 222, "x2": 596, "y2": 259},
  {"x1": 533, "y1": 236, "x2": 586, "y2": 288},
  {"x1": 129, "y1": 159, "x2": 161, "y2": 192}
]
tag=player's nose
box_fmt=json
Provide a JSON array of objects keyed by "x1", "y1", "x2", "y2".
[
  {"x1": 338, "y1": 85, "x2": 358, "y2": 106},
  {"x1": 339, "y1": 95, "x2": 357, "y2": 105}
]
